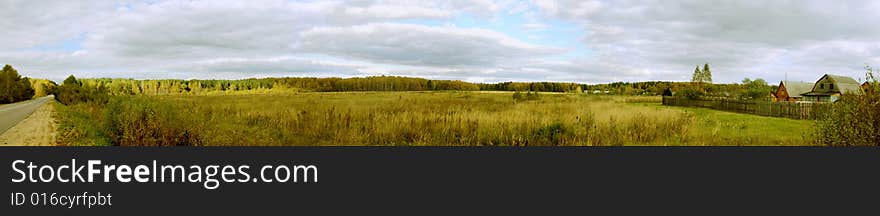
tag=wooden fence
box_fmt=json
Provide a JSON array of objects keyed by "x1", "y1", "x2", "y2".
[{"x1": 662, "y1": 96, "x2": 831, "y2": 120}]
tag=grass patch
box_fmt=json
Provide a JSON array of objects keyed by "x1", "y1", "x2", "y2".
[
  {"x1": 629, "y1": 102, "x2": 815, "y2": 145},
  {"x1": 54, "y1": 102, "x2": 112, "y2": 146}
]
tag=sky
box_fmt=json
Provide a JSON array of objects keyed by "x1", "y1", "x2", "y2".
[{"x1": 2, "y1": 0, "x2": 879, "y2": 84}]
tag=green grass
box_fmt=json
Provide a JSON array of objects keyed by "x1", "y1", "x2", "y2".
[
  {"x1": 628, "y1": 102, "x2": 815, "y2": 146},
  {"x1": 53, "y1": 92, "x2": 817, "y2": 146}
]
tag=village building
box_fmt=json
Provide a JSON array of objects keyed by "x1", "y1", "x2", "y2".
[
  {"x1": 774, "y1": 81, "x2": 814, "y2": 102},
  {"x1": 801, "y1": 74, "x2": 862, "y2": 102}
]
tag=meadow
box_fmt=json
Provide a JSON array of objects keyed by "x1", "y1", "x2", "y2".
[{"x1": 55, "y1": 91, "x2": 816, "y2": 146}]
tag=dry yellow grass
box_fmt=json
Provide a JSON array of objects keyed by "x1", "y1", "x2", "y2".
[{"x1": 55, "y1": 92, "x2": 814, "y2": 146}]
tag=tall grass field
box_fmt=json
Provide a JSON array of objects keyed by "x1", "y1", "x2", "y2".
[{"x1": 55, "y1": 92, "x2": 815, "y2": 146}]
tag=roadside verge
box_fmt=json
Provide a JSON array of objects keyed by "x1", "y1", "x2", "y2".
[{"x1": 0, "y1": 101, "x2": 58, "y2": 146}]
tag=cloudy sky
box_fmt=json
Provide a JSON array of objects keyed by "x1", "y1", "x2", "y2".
[{"x1": 2, "y1": 0, "x2": 879, "y2": 83}]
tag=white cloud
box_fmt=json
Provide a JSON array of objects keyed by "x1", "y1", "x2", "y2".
[
  {"x1": 534, "y1": 0, "x2": 602, "y2": 19},
  {"x1": 342, "y1": 4, "x2": 452, "y2": 19}
]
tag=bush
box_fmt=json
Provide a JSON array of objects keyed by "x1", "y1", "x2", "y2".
[
  {"x1": 677, "y1": 84, "x2": 706, "y2": 100},
  {"x1": 56, "y1": 75, "x2": 109, "y2": 105},
  {"x1": 815, "y1": 94, "x2": 880, "y2": 146},
  {"x1": 513, "y1": 91, "x2": 540, "y2": 102},
  {"x1": 532, "y1": 122, "x2": 569, "y2": 145},
  {"x1": 526, "y1": 91, "x2": 540, "y2": 100},
  {"x1": 815, "y1": 66, "x2": 880, "y2": 146},
  {"x1": 104, "y1": 97, "x2": 205, "y2": 146}
]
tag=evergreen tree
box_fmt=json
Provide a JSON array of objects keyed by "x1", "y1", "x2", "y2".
[
  {"x1": 702, "y1": 63, "x2": 712, "y2": 83},
  {"x1": 691, "y1": 65, "x2": 702, "y2": 83}
]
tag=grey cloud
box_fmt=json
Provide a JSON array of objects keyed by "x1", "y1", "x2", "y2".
[
  {"x1": 5, "y1": 0, "x2": 880, "y2": 84},
  {"x1": 90, "y1": 1, "x2": 324, "y2": 58},
  {"x1": 297, "y1": 23, "x2": 561, "y2": 67},
  {"x1": 0, "y1": 0, "x2": 122, "y2": 49},
  {"x1": 0, "y1": 0, "x2": 487, "y2": 79},
  {"x1": 86, "y1": 0, "x2": 460, "y2": 58},
  {"x1": 173, "y1": 57, "x2": 364, "y2": 76}
]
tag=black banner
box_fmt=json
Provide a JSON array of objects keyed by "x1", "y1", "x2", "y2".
[{"x1": 2, "y1": 147, "x2": 879, "y2": 215}]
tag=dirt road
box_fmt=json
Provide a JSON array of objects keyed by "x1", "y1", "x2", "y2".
[{"x1": 0, "y1": 96, "x2": 57, "y2": 146}]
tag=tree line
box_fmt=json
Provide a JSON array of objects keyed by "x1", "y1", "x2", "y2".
[
  {"x1": 67, "y1": 76, "x2": 481, "y2": 97},
  {"x1": 68, "y1": 76, "x2": 708, "y2": 96},
  {"x1": 52, "y1": 74, "x2": 776, "y2": 103},
  {"x1": 479, "y1": 82, "x2": 583, "y2": 92},
  {"x1": 52, "y1": 61, "x2": 772, "y2": 105}
]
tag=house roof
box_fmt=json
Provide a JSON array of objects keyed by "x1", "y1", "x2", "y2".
[
  {"x1": 780, "y1": 81, "x2": 814, "y2": 97},
  {"x1": 814, "y1": 74, "x2": 862, "y2": 94}
]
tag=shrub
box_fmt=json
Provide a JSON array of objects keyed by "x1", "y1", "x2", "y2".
[
  {"x1": 513, "y1": 91, "x2": 541, "y2": 102},
  {"x1": 677, "y1": 84, "x2": 706, "y2": 100},
  {"x1": 526, "y1": 91, "x2": 540, "y2": 100},
  {"x1": 56, "y1": 75, "x2": 109, "y2": 105},
  {"x1": 532, "y1": 122, "x2": 569, "y2": 145},
  {"x1": 815, "y1": 94, "x2": 880, "y2": 146},
  {"x1": 104, "y1": 97, "x2": 205, "y2": 146},
  {"x1": 513, "y1": 91, "x2": 523, "y2": 101},
  {"x1": 815, "y1": 65, "x2": 880, "y2": 146}
]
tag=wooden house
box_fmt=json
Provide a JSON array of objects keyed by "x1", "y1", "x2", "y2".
[
  {"x1": 774, "y1": 81, "x2": 813, "y2": 102},
  {"x1": 801, "y1": 74, "x2": 862, "y2": 102}
]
